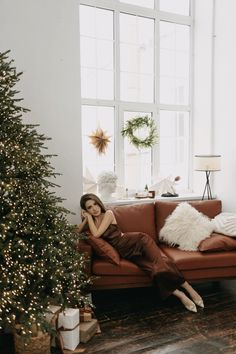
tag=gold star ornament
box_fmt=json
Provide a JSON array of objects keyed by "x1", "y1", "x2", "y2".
[{"x1": 89, "y1": 127, "x2": 111, "y2": 154}]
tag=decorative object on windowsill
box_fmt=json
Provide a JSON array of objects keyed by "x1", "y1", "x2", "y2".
[
  {"x1": 89, "y1": 127, "x2": 111, "y2": 154},
  {"x1": 135, "y1": 192, "x2": 149, "y2": 198},
  {"x1": 83, "y1": 167, "x2": 97, "y2": 193},
  {"x1": 135, "y1": 184, "x2": 155, "y2": 199},
  {"x1": 148, "y1": 190, "x2": 155, "y2": 198},
  {"x1": 121, "y1": 115, "x2": 158, "y2": 149},
  {"x1": 150, "y1": 176, "x2": 181, "y2": 197},
  {"x1": 194, "y1": 155, "x2": 221, "y2": 200},
  {"x1": 97, "y1": 171, "x2": 118, "y2": 201}
]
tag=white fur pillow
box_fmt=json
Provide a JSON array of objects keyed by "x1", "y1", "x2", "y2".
[
  {"x1": 212, "y1": 212, "x2": 236, "y2": 237},
  {"x1": 159, "y1": 202, "x2": 214, "y2": 251}
]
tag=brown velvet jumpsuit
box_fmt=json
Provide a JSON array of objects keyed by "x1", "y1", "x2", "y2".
[{"x1": 102, "y1": 224, "x2": 185, "y2": 299}]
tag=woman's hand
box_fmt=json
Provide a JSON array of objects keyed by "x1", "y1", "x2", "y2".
[
  {"x1": 75, "y1": 210, "x2": 88, "y2": 234},
  {"x1": 81, "y1": 210, "x2": 90, "y2": 219}
]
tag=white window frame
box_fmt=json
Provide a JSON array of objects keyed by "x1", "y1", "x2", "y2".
[{"x1": 79, "y1": 0, "x2": 194, "y2": 191}]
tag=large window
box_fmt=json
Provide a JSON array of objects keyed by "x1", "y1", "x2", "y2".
[
  {"x1": 120, "y1": 13, "x2": 154, "y2": 103},
  {"x1": 80, "y1": 6, "x2": 114, "y2": 99},
  {"x1": 80, "y1": 0, "x2": 192, "y2": 196}
]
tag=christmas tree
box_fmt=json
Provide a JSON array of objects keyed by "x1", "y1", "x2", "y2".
[{"x1": 0, "y1": 51, "x2": 91, "y2": 337}]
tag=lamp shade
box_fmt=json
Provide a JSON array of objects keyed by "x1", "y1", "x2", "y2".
[{"x1": 194, "y1": 155, "x2": 221, "y2": 171}]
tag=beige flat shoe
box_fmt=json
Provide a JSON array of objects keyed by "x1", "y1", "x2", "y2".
[
  {"x1": 193, "y1": 299, "x2": 204, "y2": 308},
  {"x1": 184, "y1": 302, "x2": 197, "y2": 313}
]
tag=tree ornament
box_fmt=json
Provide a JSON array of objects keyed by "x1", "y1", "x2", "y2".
[
  {"x1": 121, "y1": 115, "x2": 158, "y2": 149},
  {"x1": 89, "y1": 127, "x2": 111, "y2": 154}
]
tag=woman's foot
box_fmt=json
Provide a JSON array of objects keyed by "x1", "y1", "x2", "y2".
[
  {"x1": 173, "y1": 289, "x2": 197, "y2": 313},
  {"x1": 181, "y1": 282, "x2": 204, "y2": 308}
]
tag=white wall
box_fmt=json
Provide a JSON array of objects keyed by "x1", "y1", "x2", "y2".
[
  {"x1": 192, "y1": 0, "x2": 215, "y2": 195},
  {"x1": 193, "y1": 0, "x2": 236, "y2": 211},
  {"x1": 213, "y1": 0, "x2": 236, "y2": 211},
  {"x1": 0, "y1": 0, "x2": 83, "y2": 222}
]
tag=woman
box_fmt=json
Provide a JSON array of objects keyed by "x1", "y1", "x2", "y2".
[{"x1": 77, "y1": 193, "x2": 204, "y2": 312}]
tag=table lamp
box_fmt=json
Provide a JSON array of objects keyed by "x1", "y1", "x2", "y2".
[{"x1": 194, "y1": 155, "x2": 221, "y2": 200}]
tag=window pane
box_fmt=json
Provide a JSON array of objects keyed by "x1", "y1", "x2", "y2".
[
  {"x1": 123, "y1": 112, "x2": 152, "y2": 192},
  {"x1": 160, "y1": 0, "x2": 190, "y2": 15},
  {"x1": 80, "y1": 5, "x2": 113, "y2": 40},
  {"x1": 120, "y1": 14, "x2": 154, "y2": 102},
  {"x1": 82, "y1": 106, "x2": 115, "y2": 193},
  {"x1": 120, "y1": 0, "x2": 154, "y2": 9},
  {"x1": 80, "y1": 5, "x2": 114, "y2": 99},
  {"x1": 160, "y1": 22, "x2": 190, "y2": 105},
  {"x1": 159, "y1": 111, "x2": 189, "y2": 190}
]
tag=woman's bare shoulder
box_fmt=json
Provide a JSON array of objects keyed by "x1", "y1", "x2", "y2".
[{"x1": 105, "y1": 209, "x2": 117, "y2": 222}]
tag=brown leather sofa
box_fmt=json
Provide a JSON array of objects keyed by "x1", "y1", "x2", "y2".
[{"x1": 80, "y1": 199, "x2": 236, "y2": 290}]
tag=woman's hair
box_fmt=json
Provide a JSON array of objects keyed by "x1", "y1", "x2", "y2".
[{"x1": 80, "y1": 193, "x2": 106, "y2": 213}]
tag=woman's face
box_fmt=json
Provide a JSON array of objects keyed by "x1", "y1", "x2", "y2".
[{"x1": 85, "y1": 199, "x2": 102, "y2": 217}]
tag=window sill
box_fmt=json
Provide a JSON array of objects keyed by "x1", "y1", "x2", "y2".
[{"x1": 104, "y1": 193, "x2": 211, "y2": 207}]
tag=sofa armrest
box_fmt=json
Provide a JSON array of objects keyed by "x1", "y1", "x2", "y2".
[
  {"x1": 76, "y1": 240, "x2": 93, "y2": 276},
  {"x1": 76, "y1": 239, "x2": 93, "y2": 256}
]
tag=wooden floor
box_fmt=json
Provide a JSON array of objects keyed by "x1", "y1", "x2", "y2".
[{"x1": 1, "y1": 280, "x2": 236, "y2": 353}]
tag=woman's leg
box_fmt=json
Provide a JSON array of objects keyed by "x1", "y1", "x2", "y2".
[
  {"x1": 118, "y1": 232, "x2": 185, "y2": 299},
  {"x1": 115, "y1": 232, "x2": 201, "y2": 311},
  {"x1": 172, "y1": 289, "x2": 197, "y2": 312},
  {"x1": 181, "y1": 281, "x2": 204, "y2": 308}
]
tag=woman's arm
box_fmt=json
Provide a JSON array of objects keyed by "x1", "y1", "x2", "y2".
[{"x1": 86, "y1": 210, "x2": 115, "y2": 238}]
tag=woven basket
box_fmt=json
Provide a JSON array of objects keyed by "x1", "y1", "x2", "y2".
[{"x1": 14, "y1": 331, "x2": 51, "y2": 354}]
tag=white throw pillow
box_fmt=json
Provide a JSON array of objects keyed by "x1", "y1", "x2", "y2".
[
  {"x1": 159, "y1": 202, "x2": 214, "y2": 251},
  {"x1": 212, "y1": 212, "x2": 236, "y2": 237}
]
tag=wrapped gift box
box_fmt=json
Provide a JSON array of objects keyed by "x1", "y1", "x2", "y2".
[
  {"x1": 80, "y1": 307, "x2": 93, "y2": 322},
  {"x1": 58, "y1": 308, "x2": 80, "y2": 330},
  {"x1": 80, "y1": 312, "x2": 92, "y2": 322},
  {"x1": 44, "y1": 305, "x2": 61, "y2": 329},
  {"x1": 59, "y1": 324, "x2": 80, "y2": 351},
  {"x1": 80, "y1": 319, "x2": 98, "y2": 343},
  {"x1": 44, "y1": 305, "x2": 61, "y2": 347}
]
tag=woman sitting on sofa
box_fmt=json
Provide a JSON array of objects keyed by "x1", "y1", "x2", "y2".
[{"x1": 77, "y1": 193, "x2": 204, "y2": 313}]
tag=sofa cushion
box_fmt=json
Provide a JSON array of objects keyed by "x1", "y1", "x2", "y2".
[
  {"x1": 212, "y1": 212, "x2": 236, "y2": 236},
  {"x1": 111, "y1": 203, "x2": 156, "y2": 240},
  {"x1": 198, "y1": 232, "x2": 236, "y2": 252},
  {"x1": 87, "y1": 236, "x2": 120, "y2": 265},
  {"x1": 159, "y1": 202, "x2": 213, "y2": 251},
  {"x1": 161, "y1": 245, "x2": 236, "y2": 270},
  {"x1": 92, "y1": 258, "x2": 146, "y2": 276},
  {"x1": 155, "y1": 199, "x2": 222, "y2": 238}
]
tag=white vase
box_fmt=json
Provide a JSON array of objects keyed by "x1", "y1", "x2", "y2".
[{"x1": 99, "y1": 183, "x2": 116, "y2": 201}]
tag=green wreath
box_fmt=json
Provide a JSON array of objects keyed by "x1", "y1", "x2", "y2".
[{"x1": 121, "y1": 115, "x2": 158, "y2": 149}]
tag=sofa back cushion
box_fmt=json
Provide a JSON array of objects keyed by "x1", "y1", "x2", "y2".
[
  {"x1": 155, "y1": 199, "x2": 222, "y2": 240},
  {"x1": 111, "y1": 203, "x2": 157, "y2": 240}
]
